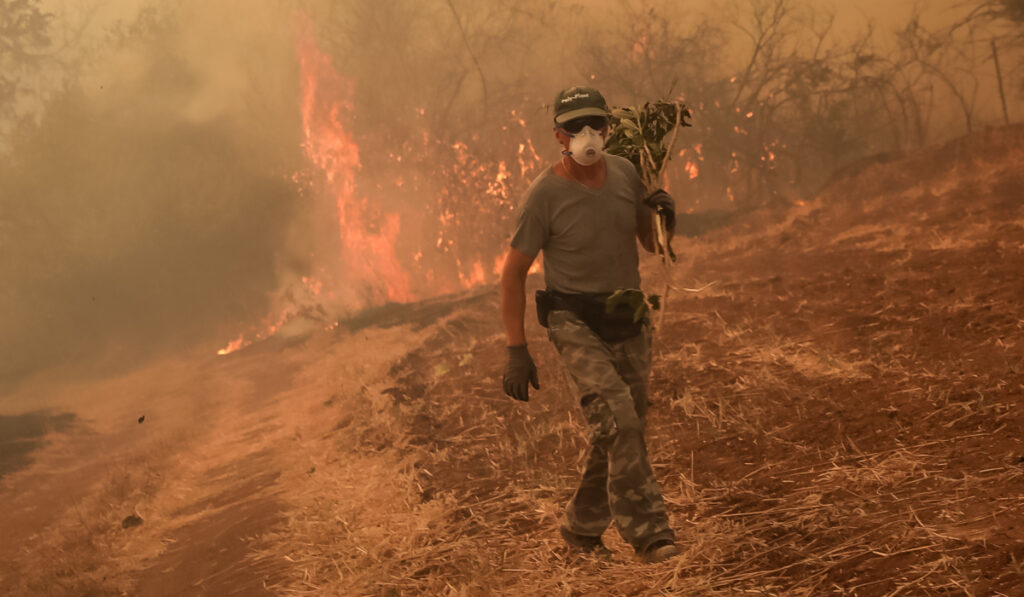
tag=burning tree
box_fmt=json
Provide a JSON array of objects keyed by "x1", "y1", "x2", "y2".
[
  {"x1": 293, "y1": 0, "x2": 562, "y2": 300},
  {"x1": 581, "y1": 0, "x2": 1021, "y2": 214}
]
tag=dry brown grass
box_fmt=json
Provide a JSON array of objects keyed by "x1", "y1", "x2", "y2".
[
  {"x1": 4, "y1": 436, "x2": 184, "y2": 595},
  {"x1": 256, "y1": 285, "x2": 1024, "y2": 596}
]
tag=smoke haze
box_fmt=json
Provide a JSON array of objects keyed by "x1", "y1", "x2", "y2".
[
  {"x1": 1, "y1": 0, "x2": 1019, "y2": 388},
  {"x1": 1, "y1": 1, "x2": 304, "y2": 385}
]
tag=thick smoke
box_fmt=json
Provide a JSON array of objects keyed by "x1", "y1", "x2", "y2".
[{"x1": 0, "y1": 2, "x2": 305, "y2": 387}]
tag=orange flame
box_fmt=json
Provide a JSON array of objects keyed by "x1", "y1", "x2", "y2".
[
  {"x1": 457, "y1": 260, "x2": 487, "y2": 289},
  {"x1": 216, "y1": 15, "x2": 548, "y2": 355},
  {"x1": 492, "y1": 249, "x2": 543, "y2": 277},
  {"x1": 217, "y1": 335, "x2": 245, "y2": 356},
  {"x1": 684, "y1": 161, "x2": 699, "y2": 180},
  {"x1": 296, "y1": 16, "x2": 410, "y2": 305}
]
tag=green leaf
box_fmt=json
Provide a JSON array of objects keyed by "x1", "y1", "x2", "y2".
[{"x1": 606, "y1": 289, "x2": 650, "y2": 322}]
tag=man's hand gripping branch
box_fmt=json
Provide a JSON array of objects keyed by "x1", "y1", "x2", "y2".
[{"x1": 645, "y1": 189, "x2": 676, "y2": 261}]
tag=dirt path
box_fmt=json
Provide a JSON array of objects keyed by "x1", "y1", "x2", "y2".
[{"x1": 0, "y1": 318, "x2": 433, "y2": 595}]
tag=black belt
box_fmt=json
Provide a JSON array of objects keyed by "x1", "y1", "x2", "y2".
[{"x1": 536, "y1": 289, "x2": 644, "y2": 343}]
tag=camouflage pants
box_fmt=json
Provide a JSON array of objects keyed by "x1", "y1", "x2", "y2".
[{"x1": 547, "y1": 309, "x2": 674, "y2": 553}]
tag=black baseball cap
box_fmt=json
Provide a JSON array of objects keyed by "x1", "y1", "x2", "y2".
[{"x1": 553, "y1": 86, "x2": 609, "y2": 124}]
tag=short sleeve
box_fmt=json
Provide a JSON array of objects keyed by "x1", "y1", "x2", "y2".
[{"x1": 510, "y1": 203, "x2": 546, "y2": 258}]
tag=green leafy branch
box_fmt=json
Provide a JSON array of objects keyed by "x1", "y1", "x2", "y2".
[
  {"x1": 604, "y1": 100, "x2": 691, "y2": 329},
  {"x1": 605, "y1": 101, "x2": 692, "y2": 192}
]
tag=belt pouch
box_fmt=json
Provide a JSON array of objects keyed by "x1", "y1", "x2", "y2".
[{"x1": 535, "y1": 289, "x2": 554, "y2": 328}]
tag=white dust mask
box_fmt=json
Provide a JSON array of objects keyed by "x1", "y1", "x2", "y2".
[{"x1": 565, "y1": 126, "x2": 605, "y2": 166}]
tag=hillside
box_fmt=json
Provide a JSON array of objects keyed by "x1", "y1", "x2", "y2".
[{"x1": 1, "y1": 125, "x2": 1023, "y2": 596}]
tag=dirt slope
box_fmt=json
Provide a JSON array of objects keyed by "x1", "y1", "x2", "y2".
[
  {"x1": 250, "y1": 125, "x2": 1024, "y2": 596},
  {"x1": 279, "y1": 124, "x2": 1024, "y2": 596},
  {"x1": 2, "y1": 125, "x2": 1023, "y2": 596}
]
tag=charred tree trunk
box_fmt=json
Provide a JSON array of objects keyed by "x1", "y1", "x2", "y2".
[{"x1": 991, "y1": 38, "x2": 1011, "y2": 125}]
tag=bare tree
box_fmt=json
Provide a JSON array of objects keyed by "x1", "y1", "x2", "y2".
[
  {"x1": 959, "y1": 0, "x2": 1024, "y2": 119},
  {"x1": 966, "y1": 0, "x2": 1024, "y2": 26},
  {"x1": 896, "y1": 16, "x2": 983, "y2": 134},
  {"x1": 0, "y1": 0, "x2": 52, "y2": 140}
]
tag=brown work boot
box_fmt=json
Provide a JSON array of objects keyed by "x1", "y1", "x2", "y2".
[
  {"x1": 560, "y1": 526, "x2": 613, "y2": 558},
  {"x1": 640, "y1": 540, "x2": 680, "y2": 563}
]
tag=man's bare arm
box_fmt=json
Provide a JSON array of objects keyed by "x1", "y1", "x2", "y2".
[{"x1": 501, "y1": 247, "x2": 536, "y2": 346}]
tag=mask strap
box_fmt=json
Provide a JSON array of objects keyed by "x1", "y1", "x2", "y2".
[{"x1": 557, "y1": 125, "x2": 575, "y2": 156}]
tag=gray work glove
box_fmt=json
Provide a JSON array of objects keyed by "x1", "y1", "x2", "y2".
[
  {"x1": 644, "y1": 189, "x2": 676, "y2": 231},
  {"x1": 502, "y1": 345, "x2": 539, "y2": 402}
]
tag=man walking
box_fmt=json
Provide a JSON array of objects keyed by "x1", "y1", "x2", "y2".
[{"x1": 500, "y1": 86, "x2": 680, "y2": 563}]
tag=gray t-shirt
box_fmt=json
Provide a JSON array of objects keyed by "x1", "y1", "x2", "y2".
[{"x1": 510, "y1": 154, "x2": 646, "y2": 294}]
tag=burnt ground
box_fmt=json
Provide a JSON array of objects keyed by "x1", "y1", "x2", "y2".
[
  {"x1": 1, "y1": 125, "x2": 1022, "y2": 596},
  {"x1": 0, "y1": 412, "x2": 77, "y2": 478}
]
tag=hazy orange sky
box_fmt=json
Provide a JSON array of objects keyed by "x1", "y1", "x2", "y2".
[{"x1": 44, "y1": 0, "x2": 961, "y2": 41}]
